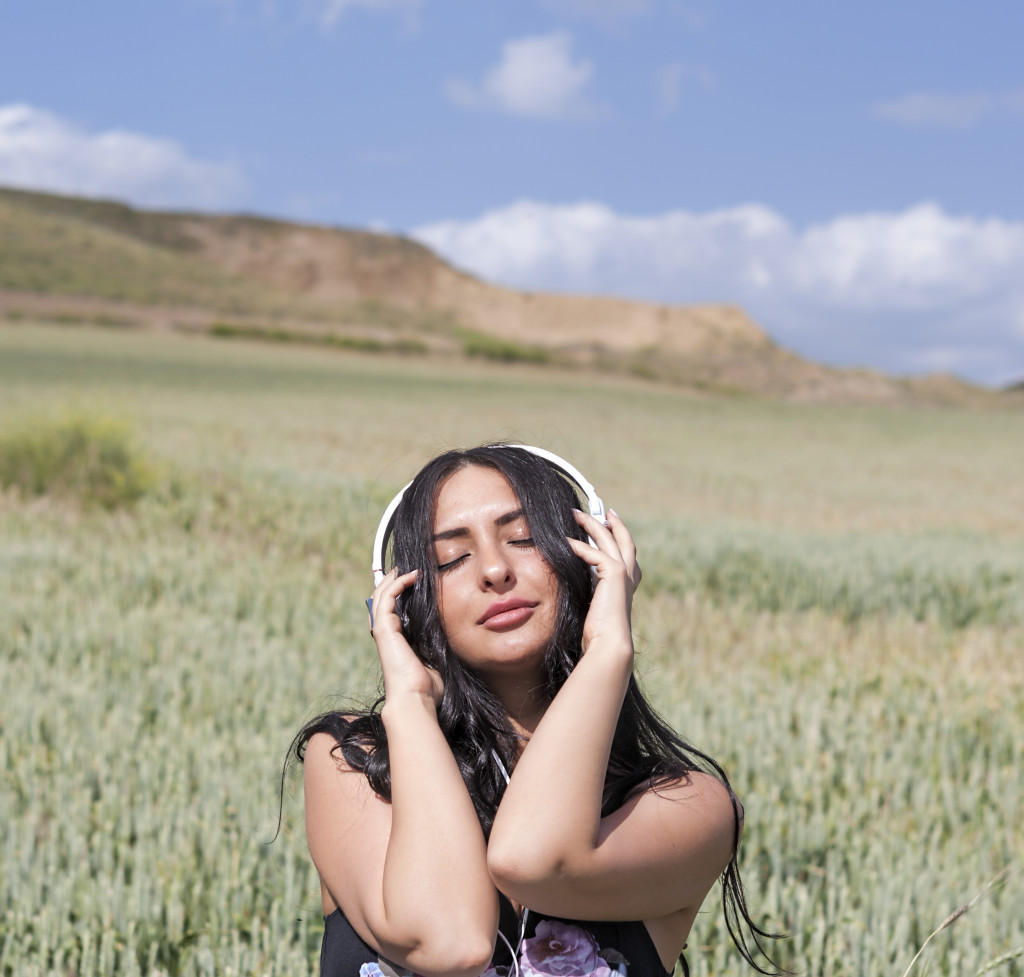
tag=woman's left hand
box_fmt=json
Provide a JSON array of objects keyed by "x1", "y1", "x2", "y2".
[{"x1": 567, "y1": 508, "x2": 642, "y2": 654}]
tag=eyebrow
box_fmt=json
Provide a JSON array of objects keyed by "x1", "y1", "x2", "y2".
[{"x1": 432, "y1": 508, "x2": 526, "y2": 542}]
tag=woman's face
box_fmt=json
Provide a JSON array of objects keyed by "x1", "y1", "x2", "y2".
[{"x1": 431, "y1": 464, "x2": 559, "y2": 679}]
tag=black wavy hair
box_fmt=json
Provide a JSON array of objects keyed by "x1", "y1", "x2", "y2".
[{"x1": 287, "y1": 445, "x2": 783, "y2": 974}]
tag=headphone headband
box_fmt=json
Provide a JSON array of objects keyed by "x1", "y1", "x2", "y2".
[{"x1": 371, "y1": 444, "x2": 604, "y2": 585}]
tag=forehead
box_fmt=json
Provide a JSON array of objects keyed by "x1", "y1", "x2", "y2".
[{"x1": 433, "y1": 465, "x2": 521, "y2": 529}]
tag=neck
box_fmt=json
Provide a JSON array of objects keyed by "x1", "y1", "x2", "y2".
[{"x1": 487, "y1": 671, "x2": 549, "y2": 741}]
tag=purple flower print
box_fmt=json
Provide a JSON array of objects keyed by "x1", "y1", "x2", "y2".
[
  {"x1": 359, "y1": 963, "x2": 423, "y2": 977},
  {"x1": 519, "y1": 921, "x2": 615, "y2": 977}
]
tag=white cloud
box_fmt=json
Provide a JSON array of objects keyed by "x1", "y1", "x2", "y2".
[
  {"x1": 445, "y1": 33, "x2": 599, "y2": 122},
  {"x1": 315, "y1": 0, "x2": 419, "y2": 30},
  {"x1": 413, "y1": 199, "x2": 1024, "y2": 385},
  {"x1": 0, "y1": 103, "x2": 246, "y2": 209},
  {"x1": 873, "y1": 89, "x2": 1024, "y2": 129}
]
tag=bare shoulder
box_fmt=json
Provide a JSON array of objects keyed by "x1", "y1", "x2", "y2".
[
  {"x1": 303, "y1": 729, "x2": 381, "y2": 806},
  {"x1": 597, "y1": 770, "x2": 738, "y2": 892},
  {"x1": 303, "y1": 730, "x2": 394, "y2": 924},
  {"x1": 644, "y1": 770, "x2": 738, "y2": 846},
  {"x1": 627, "y1": 769, "x2": 736, "y2": 826},
  {"x1": 648, "y1": 769, "x2": 738, "y2": 813},
  {"x1": 303, "y1": 729, "x2": 351, "y2": 775},
  {"x1": 302, "y1": 716, "x2": 371, "y2": 778}
]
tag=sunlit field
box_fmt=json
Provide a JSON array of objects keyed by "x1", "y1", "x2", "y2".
[{"x1": 2, "y1": 323, "x2": 1022, "y2": 977}]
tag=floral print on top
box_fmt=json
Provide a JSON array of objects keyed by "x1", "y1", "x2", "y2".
[
  {"x1": 484, "y1": 920, "x2": 629, "y2": 977},
  {"x1": 357, "y1": 921, "x2": 630, "y2": 977}
]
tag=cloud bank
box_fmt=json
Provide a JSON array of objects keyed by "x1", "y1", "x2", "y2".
[
  {"x1": 413, "y1": 200, "x2": 1024, "y2": 385},
  {"x1": 0, "y1": 103, "x2": 246, "y2": 209},
  {"x1": 445, "y1": 33, "x2": 599, "y2": 121}
]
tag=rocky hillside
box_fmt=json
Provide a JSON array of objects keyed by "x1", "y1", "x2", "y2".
[{"x1": 0, "y1": 186, "x2": 1012, "y2": 407}]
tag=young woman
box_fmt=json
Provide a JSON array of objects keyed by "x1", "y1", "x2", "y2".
[{"x1": 290, "y1": 445, "x2": 777, "y2": 977}]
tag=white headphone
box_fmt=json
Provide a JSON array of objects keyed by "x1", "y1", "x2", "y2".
[{"x1": 371, "y1": 444, "x2": 605, "y2": 586}]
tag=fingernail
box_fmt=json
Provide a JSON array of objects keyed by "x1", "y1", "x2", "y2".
[{"x1": 609, "y1": 508, "x2": 619, "y2": 517}]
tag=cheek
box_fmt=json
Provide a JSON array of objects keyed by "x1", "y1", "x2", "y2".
[
  {"x1": 436, "y1": 578, "x2": 468, "y2": 636},
  {"x1": 435, "y1": 582, "x2": 452, "y2": 629},
  {"x1": 531, "y1": 560, "x2": 561, "y2": 624},
  {"x1": 535, "y1": 555, "x2": 560, "y2": 599}
]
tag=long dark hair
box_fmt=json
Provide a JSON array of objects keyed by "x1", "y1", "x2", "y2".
[{"x1": 287, "y1": 445, "x2": 783, "y2": 973}]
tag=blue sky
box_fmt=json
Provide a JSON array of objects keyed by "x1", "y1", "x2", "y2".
[{"x1": 2, "y1": 0, "x2": 1022, "y2": 385}]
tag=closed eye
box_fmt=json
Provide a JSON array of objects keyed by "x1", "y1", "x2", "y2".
[
  {"x1": 509, "y1": 537, "x2": 535, "y2": 547},
  {"x1": 437, "y1": 554, "x2": 468, "y2": 573}
]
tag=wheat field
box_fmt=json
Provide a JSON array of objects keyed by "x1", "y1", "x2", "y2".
[{"x1": 1, "y1": 322, "x2": 1022, "y2": 976}]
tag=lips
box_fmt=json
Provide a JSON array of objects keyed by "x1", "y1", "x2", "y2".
[{"x1": 477, "y1": 598, "x2": 538, "y2": 629}]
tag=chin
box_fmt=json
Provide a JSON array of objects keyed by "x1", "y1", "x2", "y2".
[{"x1": 467, "y1": 639, "x2": 549, "y2": 674}]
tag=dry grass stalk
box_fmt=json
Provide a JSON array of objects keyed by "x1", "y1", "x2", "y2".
[
  {"x1": 975, "y1": 944, "x2": 1024, "y2": 976},
  {"x1": 900, "y1": 868, "x2": 1013, "y2": 977}
]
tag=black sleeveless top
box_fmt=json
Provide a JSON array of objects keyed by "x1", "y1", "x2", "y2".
[{"x1": 320, "y1": 893, "x2": 675, "y2": 976}]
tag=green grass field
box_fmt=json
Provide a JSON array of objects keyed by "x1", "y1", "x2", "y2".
[{"x1": 1, "y1": 323, "x2": 1022, "y2": 977}]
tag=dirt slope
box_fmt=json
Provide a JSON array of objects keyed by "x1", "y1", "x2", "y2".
[{"x1": 0, "y1": 185, "x2": 1013, "y2": 407}]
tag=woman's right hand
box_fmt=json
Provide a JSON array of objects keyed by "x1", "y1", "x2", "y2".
[
  {"x1": 307, "y1": 565, "x2": 495, "y2": 977},
  {"x1": 369, "y1": 568, "x2": 444, "y2": 708}
]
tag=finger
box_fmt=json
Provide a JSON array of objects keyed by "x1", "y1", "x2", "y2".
[
  {"x1": 605, "y1": 509, "x2": 641, "y2": 589},
  {"x1": 565, "y1": 535, "x2": 602, "y2": 567},
  {"x1": 605, "y1": 509, "x2": 636, "y2": 562},
  {"x1": 566, "y1": 536, "x2": 629, "y2": 582},
  {"x1": 370, "y1": 565, "x2": 397, "y2": 600},
  {"x1": 369, "y1": 568, "x2": 418, "y2": 631},
  {"x1": 372, "y1": 567, "x2": 418, "y2": 602},
  {"x1": 572, "y1": 509, "x2": 625, "y2": 562},
  {"x1": 369, "y1": 568, "x2": 396, "y2": 629}
]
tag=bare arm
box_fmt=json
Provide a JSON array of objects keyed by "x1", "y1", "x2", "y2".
[
  {"x1": 304, "y1": 569, "x2": 498, "y2": 977},
  {"x1": 487, "y1": 511, "x2": 735, "y2": 922}
]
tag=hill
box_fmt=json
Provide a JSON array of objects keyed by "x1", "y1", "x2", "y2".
[{"x1": 0, "y1": 185, "x2": 1013, "y2": 406}]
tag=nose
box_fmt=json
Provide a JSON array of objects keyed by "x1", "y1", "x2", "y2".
[{"x1": 478, "y1": 543, "x2": 515, "y2": 591}]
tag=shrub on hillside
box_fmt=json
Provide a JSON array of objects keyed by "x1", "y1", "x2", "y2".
[
  {"x1": 455, "y1": 327, "x2": 550, "y2": 364},
  {"x1": 0, "y1": 411, "x2": 153, "y2": 509}
]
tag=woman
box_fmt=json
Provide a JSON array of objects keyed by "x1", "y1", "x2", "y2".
[{"x1": 291, "y1": 445, "x2": 778, "y2": 977}]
